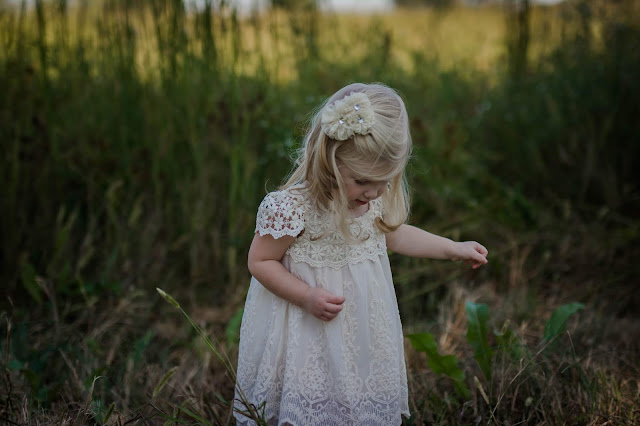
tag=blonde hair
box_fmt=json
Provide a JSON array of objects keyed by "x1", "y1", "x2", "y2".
[{"x1": 282, "y1": 82, "x2": 412, "y2": 239}]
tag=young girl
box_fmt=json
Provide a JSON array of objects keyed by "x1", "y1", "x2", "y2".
[{"x1": 234, "y1": 83, "x2": 488, "y2": 425}]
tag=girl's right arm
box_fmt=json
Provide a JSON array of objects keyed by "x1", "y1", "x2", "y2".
[{"x1": 248, "y1": 233, "x2": 345, "y2": 322}]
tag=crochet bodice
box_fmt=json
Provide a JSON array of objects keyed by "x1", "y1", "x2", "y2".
[{"x1": 255, "y1": 186, "x2": 387, "y2": 270}]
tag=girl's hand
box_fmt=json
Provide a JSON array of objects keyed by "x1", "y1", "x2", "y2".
[
  {"x1": 450, "y1": 241, "x2": 488, "y2": 269},
  {"x1": 303, "y1": 287, "x2": 345, "y2": 322}
]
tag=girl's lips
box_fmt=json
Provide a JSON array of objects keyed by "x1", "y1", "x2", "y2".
[{"x1": 356, "y1": 200, "x2": 368, "y2": 205}]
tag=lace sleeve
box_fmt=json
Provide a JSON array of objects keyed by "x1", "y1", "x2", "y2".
[{"x1": 255, "y1": 190, "x2": 305, "y2": 239}]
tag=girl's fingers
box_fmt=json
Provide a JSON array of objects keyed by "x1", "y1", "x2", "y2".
[
  {"x1": 454, "y1": 242, "x2": 487, "y2": 269},
  {"x1": 327, "y1": 294, "x2": 346, "y2": 304},
  {"x1": 321, "y1": 304, "x2": 344, "y2": 320},
  {"x1": 476, "y1": 244, "x2": 488, "y2": 256},
  {"x1": 471, "y1": 248, "x2": 487, "y2": 262},
  {"x1": 325, "y1": 303, "x2": 343, "y2": 313},
  {"x1": 320, "y1": 313, "x2": 336, "y2": 322}
]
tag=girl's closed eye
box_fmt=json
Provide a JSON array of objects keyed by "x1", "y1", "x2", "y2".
[{"x1": 356, "y1": 179, "x2": 389, "y2": 188}]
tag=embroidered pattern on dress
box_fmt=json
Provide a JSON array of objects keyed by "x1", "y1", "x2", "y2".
[
  {"x1": 298, "y1": 326, "x2": 332, "y2": 404},
  {"x1": 335, "y1": 278, "x2": 364, "y2": 411},
  {"x1": 365, "y1": 278, "x2": 401, "y2": 405}
]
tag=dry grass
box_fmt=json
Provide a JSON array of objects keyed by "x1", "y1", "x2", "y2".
[{"x1": 2, "y1": 220, "x2": 638, "y2": 424}]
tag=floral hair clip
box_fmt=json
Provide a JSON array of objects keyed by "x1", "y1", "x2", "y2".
[{"x1": 321, "y1": 92, "x2": 375, "y2": 141}]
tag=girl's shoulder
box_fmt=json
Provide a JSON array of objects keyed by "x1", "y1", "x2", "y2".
[
  {"x1": 259, "y1": 184, "x2": 309, "y2": 213},
  {"x1": 255, "y1": 184, "x2": 309, "y2": 239}
]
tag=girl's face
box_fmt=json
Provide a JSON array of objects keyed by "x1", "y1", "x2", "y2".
[{"x1": 339, "y1": 166, "x2": 388, "y2": 210}]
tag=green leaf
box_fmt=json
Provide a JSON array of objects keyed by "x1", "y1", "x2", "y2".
[
  {"x1": 225, "y1": 308, "x2": 244, "y2": 346},
  {"x1": 494, "y1": 320, "x2": 527, "y2": 361},
  {"x1": 406, "y1": 332, "x2": 469, "y2": 397},
  {"x1": 543, "y1": 302, "x2": 584, "y2": 343},
  {"x1": 8, "y1": 360, "x2": 24, "y2": 370},
  {"x1": 466, "y1": 301, "x2": 493, "y2": 380}
]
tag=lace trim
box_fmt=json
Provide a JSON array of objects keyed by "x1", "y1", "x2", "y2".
[
  {"x1": 286, "y1": 230, "x2": 387, "y2": 270},
  {"x1": 286, "y1": 196, "x2": 387, "y2": 270},
  {"x1": 255, "y1": 190, "x2": 305, "y2": 239},
  {"x1": 254, "y1": 188, "x2": 388, "y2": 270}
]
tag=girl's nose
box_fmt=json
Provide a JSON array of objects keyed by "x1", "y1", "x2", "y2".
[{"x1": 365, "y1": 183, "x2": 385, "y2": 200}]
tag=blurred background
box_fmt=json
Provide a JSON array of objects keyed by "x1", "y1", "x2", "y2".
[{"x1": 1, "y1": 0, "x2": 639, "y2": 424}]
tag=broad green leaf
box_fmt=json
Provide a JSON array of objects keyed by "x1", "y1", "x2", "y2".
[
  {"x1": 225, "y1": 307, "x2": 244, "y2": 345},
  {"x1": 8, "y1": 360, "x2": 24, "y2": 370},
  {"x1": 454, "y1": 380, "x2": 470, "y2": 399},
  {"x1": 466, "y1": 301, "x2": 493, "y2": 380},
  {"x1": 407, "y1": 332, "x2": 469, "y2": 397},
  {"x1": 543, "y1": 302, "x2": 584, "y2": 343}
]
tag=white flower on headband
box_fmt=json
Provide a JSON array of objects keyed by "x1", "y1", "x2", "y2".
[{"x1": 321, "y1": 92, "x2": 375, "y2": 141}]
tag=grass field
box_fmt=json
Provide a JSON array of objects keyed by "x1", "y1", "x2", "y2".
[{"x1": 1, "y1": 0, "x2": 639, "y2": 424}]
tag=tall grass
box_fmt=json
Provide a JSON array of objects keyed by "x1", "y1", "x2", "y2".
[{"x1": 1, "y1": 0, "x2": 639, "y2": 423}]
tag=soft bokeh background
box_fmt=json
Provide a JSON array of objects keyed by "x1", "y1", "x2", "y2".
[{"x1": 1, "y1": 0, "x2": 639, "y2": 424}]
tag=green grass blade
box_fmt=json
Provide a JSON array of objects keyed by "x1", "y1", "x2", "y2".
[
  {"x1": 178, "y1": 404, "x2": 214, "y2": 426},
  {"x1": 102, "y1": 402, "x2": 115, "y2": 424},
  {"x1": 153, "y1": 366, "x2": 178, "y2": 398},
  {"x1": 225, "y1": 307, "x2": 243, "y2": 346}
]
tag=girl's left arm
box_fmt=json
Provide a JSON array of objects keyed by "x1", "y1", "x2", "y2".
[{"x1": 386, "y1": 224, "x2": 488, "y2": 269}]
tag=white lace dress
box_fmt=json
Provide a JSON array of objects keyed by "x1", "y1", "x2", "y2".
[{"x1": 234, "y1": 185, "x2": 409, "y2": 426}]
